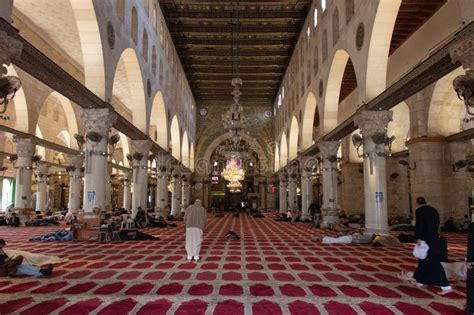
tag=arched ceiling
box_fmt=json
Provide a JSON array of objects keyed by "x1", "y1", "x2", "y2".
[{"x1": 159, "y1": 0, "x2": 312, "y2": 107}]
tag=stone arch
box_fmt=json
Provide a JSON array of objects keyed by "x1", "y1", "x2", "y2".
[
  {"x1": 149, "y1": 91, "x2": 168, "y2": 149},
  {"x1": 131, "y1": 7, "x2": 138, "y2": 45},
  {"x1": 288, "y1": 117, "x2": 299, "y2": 161},
  {"x1": 70, "y1": 0, "x2": 106, "y2": 99},
  {"x1": 6, "y1": 66, "x2": 28, "y2": 133},
  {"x1": 35, "y1": 125, "x2": 46, "y2": 161},
  {"x1": 365, "y1": 0, "x2": 402, "y2": 101},
  {"x1": 111, "y1": 48, "x2": 147, "y2": 133},
  {"x1": 57, "y1": 130, "x2": 71, "y2": 148},
  {"x1": 182, "y1": 131, "x2": 190, "y2": 167},
  {"x1": 280, "y1": 132, "x2": 288, "y2": 169},
  {"x1": 274, "y1": 144, "x2": 280, "y2": 173},
  {"x1": 142, "y1": 28, "x2": 148, "y2": 61},
  {"x1": 301, "y1": 92, "x2": 318, "y2": 150},
  {"x1": 117, "y1": 0, "x2": 125, "y2": 23},
  {"x1": 323, "y1": 49, "x2": 352, "y2": 133},
  {"x1": 170, "y1": 115, "x2": 181, "y2": 160},
  {"x1": 427, "y1": 67, "x2": 465, "y2": 136},
  {"x1": 117, "y1": 132, "x2": 130, "y2": 167},
  {"x1": 388, "y1": 102, "x2": 410, "y2": 152}
]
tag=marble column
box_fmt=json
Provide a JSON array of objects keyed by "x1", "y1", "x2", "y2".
[
  {"x1": 14, "y1": 138, "x2": 35, "y2": 209},
  {"x1": 181, "y1": 176, "x2": 191, "y2": 212},
  {"x1": 354, "y1": 110, "x2": 393, "y2": 235},
  {"x1": 301, "y1": 167, "x2": 313, "y2": 221},
  {"x1": 67, "y1": 155, "x2": 83, "y2": 214},
  {"x1": 155, "y1": 165, "x2": 169, "y2": 218},
  {"x1": 131, "y1": 140, "x2": 151, "y2": 219},
  {"x1": 35, "y1": 163, "x2": 49, "y2": 212},
  {"x1": 122, "y1": 170, "x2": 132, "y2": 211},
  {"x1": 170, "y1": 170, "x2": 181, "y2": 216},
  {"x1": 105, "y1": 163, "x2": 112, "y2": 210},
  {"x1": 278, "y1": 172, "x2": 288, "y2": 214},
  {"x1": 80, "y1": 108, "x2": 116, "y2": 214},
  {"x1": 319, "y1": 141, "x2": 341, "y2": 228},
  {"x1": 288, "y1": 173, "x2": 298, "y2": 211}
]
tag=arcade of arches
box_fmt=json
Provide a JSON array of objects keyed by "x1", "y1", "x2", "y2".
[{"x1": 0, "y1": 0, "x2": 472, "y2": 313}]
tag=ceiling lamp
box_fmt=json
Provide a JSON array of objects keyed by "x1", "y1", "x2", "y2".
[
  {"x1": 227, "y1": 179, "x2": 242, "y2": 193},
  {"x1": 221, "y1": 156, "x2": 245, "y2": 182}
]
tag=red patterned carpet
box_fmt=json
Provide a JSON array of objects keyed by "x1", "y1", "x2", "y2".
[{"x1": 0, "y1": 213, "x2": 467, "y2": 314}]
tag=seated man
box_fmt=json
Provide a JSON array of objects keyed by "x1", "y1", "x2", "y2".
[
  {"x1": 0, "y1": 239, "x2": 53, "y2": 276},
  {"x1": 135, "y1": 206, "x2": 147, "y2": 228}
]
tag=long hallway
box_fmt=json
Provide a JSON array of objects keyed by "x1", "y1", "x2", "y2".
[{"x1": 0, "y1": 213, "x2": 467, "y2": 314}]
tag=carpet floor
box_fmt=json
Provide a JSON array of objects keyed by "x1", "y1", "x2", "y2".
[{"x1": 0, "y1": 213, "x2": 467, "y2": 314}]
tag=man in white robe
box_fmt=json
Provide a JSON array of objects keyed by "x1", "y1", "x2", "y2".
[{"x1": 184, "y1": 199, "x2": 207, "y2": 262}]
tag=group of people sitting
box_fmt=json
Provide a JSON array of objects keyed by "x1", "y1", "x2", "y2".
[{"x1": 442, "y1": 215, "x2": 472, "y2": 232}]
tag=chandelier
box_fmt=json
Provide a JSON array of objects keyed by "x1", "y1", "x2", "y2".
[
  {"x1": 227, "y1": 179, "x2": 242, "y2": 193},
  {"x1": 221, "y1": 156, "x2": 245, "y2": 182}
]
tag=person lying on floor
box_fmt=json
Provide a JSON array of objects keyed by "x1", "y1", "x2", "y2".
[
  {"x1": 0, "y1": 239, "x2": 53, "y2": 276},
  {"x1": 224, "y1": 231, "x2": 240, "y2": 240}
]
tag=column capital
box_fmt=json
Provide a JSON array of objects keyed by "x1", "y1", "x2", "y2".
[
  {"x1": 14, "y1": 137, "x2": 35, "y2": 157},
  {"x1": 0, "y1": 30, "x2": 23, "y2": 75},
  {"x1": 449, "y1": 35, "x2": 474, "y2": 70},
  {"x1": 318, "y1": 140, "x2": 340, "y2": 160},
  {"x1": 35, "y1": 162, "x2": 49, "y2": 176},
  {"x1": 70, "y1": 155, "x2": 84, "y2": 168},
  {"x1": 80, "y1": 108, "x2": 117, "y2": 137},
  {"x1": 354, "y1": 110, "x2": 392, "y2": 139},
  {"x1": 130, "y1": 140, "x2": 152, "y2": 157},
  {"x1": 278, "y1": 171, "x2": 287, "y2": 182},
  {"x1": 301, "y1": 167, "x2": 313, "y2": 179}
]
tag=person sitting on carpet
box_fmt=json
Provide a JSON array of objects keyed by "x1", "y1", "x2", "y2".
[
  {"x1": 135, "y1": 206, "x2": 147, "y2": 228},
  {"x1": 442, "y1": 216, "x2": 459, "y2": 232},
  {"x1": 225, "y1": 231, "x2": 240, "y2": 240},
  {"x1": 0, "y1": 239, "x2": 53, "y2": 276}
]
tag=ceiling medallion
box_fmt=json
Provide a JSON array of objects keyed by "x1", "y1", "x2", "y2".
[{"x1": 199, "y1": 107, "x2": 208, "y2": 117}]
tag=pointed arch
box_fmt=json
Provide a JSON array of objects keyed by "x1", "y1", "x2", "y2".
[
  {"x1": 301, "y1": 92, "x2": 318, "y2": 150},
  {"x1": 149, "y1": 91, "x2": 168, "y2": 149},
  {"x1": 288, "y1": 117, "x2": 299, "y2": 161},
  {"x1": 323, "y1": 49, "x2": 350, "y2": 133},
  {"x1": 170, "y1": 116, "x2": 181, "y2": 160},
  {"x1": 6, "y1": 66, "x2": 28, "y2": 133},
  {"x1": 366, "y1": 0, "x2": 402, "y2": 101},
  {"x1": 190, "y1": 143, "x2": 195, "y2": 172},
  {"x1": 117, "y1": 132, "x2": 130, "y2": 167},
  {"x1": 182, "y1": 131, "x2": 190, "y2": 167},
  {"x1": 112, "y1": 48, "x2": 147, "y2": 133},
  {"x1": 70, "y1": 0, "x2": 106, "y2": 99},
  {"x1": 280, "y1": 132, "x2": 288, "y2": 169}
]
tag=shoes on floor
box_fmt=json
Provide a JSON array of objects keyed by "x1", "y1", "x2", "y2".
[
  {"x1": 194, "y1": 256, "x2": 200, "y2": 262},
  {"x1": 186, "y1": 256, "x2": 192, "y2": 262},
  {"x1": 40, "y1": 264, "x2": 54, "y2": 276}
]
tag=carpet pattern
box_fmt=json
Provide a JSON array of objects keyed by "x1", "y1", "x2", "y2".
[{"x1": 0, "y1": 213, "x2": 467, "y2": 314}]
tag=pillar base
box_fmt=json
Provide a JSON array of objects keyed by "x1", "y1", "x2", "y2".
[
  {"x1": 364, "y1": 227, "x2": 389, "y2": 236},
  {"x1": 321, "y1": 208, "x2": 339, "y2": 228}
]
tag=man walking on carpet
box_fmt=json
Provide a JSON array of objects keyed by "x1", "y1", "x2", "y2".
[
  {"x1": 413, "y1": 196, "x2": 452, "y2": 295},
  {"x1": 184, "y1": 199, "x2": 207, "y2": 262}
]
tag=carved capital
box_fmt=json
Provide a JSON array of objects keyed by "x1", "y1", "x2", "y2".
[
  {"x1": 0, "y1": 31, "x2": 23, "y2": 76},
  {"x1": 318, "y1": 141, "x2": 340, "y2": 160},
  {"x1": 354, "y1": 110, "x2": 392, "y2": 139},
  {"x1": 450, "y1": 36, "x2": 474, "y2": 70},
  {"x1": 301, "y1": 168, "x2": 313, "y2": 180},
  {"x1": 70, "y1": 155, "x2": 84, "y2": 168},
  {"x1": 35, "y1": 163, "x2": 49, "y2": 177},
  {"x1": 14, "y1": 137, "x2": 35, "y2": 157},
  {"x1": 80, "y1": 108, "x2": 117, "y2": 137},
  {"x1": 130, "y1": 140, "x2": 152, "y2": 157}
]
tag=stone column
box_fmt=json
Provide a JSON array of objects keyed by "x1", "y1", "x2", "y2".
[
  {"x1": 122, "y1": 170, "x2": 132, "y2": 211},
  {"x1": 130, "y1": 140, "x2": 151, "y2": 219},
  {"x1": 14, "y1": 138, "x2": 35, "y2": 209},
  {"x1": 67, "y1": 155, "x2": 83, "y2": 214},
  {"x1": 278, "y1": 172, "x2": 288, "y2": 214},
  {"x1": 259, "y1": 179, "x2": 266, "y2": 210},
  {"x1": 105, "y1": 163, "x2": 112, "y2": 210},
  {"x1": 155, "y1": 164, "x2": 169, "y2": 218},
  {"x1": 35, "y1": 163, "x2": 49, "y2": 212},
  {"x1": 301, "y1": 167, "x2": 313, "y2": 221},
  {"x1": 170, "y1": 170, "x2": 181, "y2": 216},
  {"x1": 80, "y1": 108, "x2": 116, "y2": 214},
  {"x1": 354, "y1": 110, "x2": 393, "y2": 235},
  {"x1": 288, "y1": 173, "x2": 298, "y2": 211},
  {"x1": 181, "y1": 175, "x2": 191, "y2": 212},
  {"x1": 319, "y1": 141, "x2": 341, "y2": 227}
]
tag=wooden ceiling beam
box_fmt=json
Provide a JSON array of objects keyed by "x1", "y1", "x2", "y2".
[
  {"x1": 163, "y1": 10, "x2": 306, "y2": 19},
  {"x1": 174, "y1": 38, "x2": 293, "y2": 46},
  {"x1": 168, "y1": 25, "x2": 300, "y2": 34}
]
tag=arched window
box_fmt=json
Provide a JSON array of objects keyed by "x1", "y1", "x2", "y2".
[
  {"x1": 313, "y1": 8, "x2": 318, "y2": 28},
  {"x1": 333, "y1": 8, "x2": 340, "y2": 45},
  {"x1": 322, "y1": 30, "x2": 328, "y2": 61},
  {"x1": 152, "y1": 46, "x2": 157, "y2": 75},
  {"x1": 346, "y1": 0, "x2": 355, "y2": 24},
  {"x1": 131, "y1": 7, "x2": 138, "y2": 44},
  {"x1": 321, "y1": 0, "x2": 327, "y2": 12},
  {"x1": 142, "y1": 29, "x2": 149, "y2": 60},
  {"x1": 117, "y1": 0, "x2": 125, "y2": 23}
]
